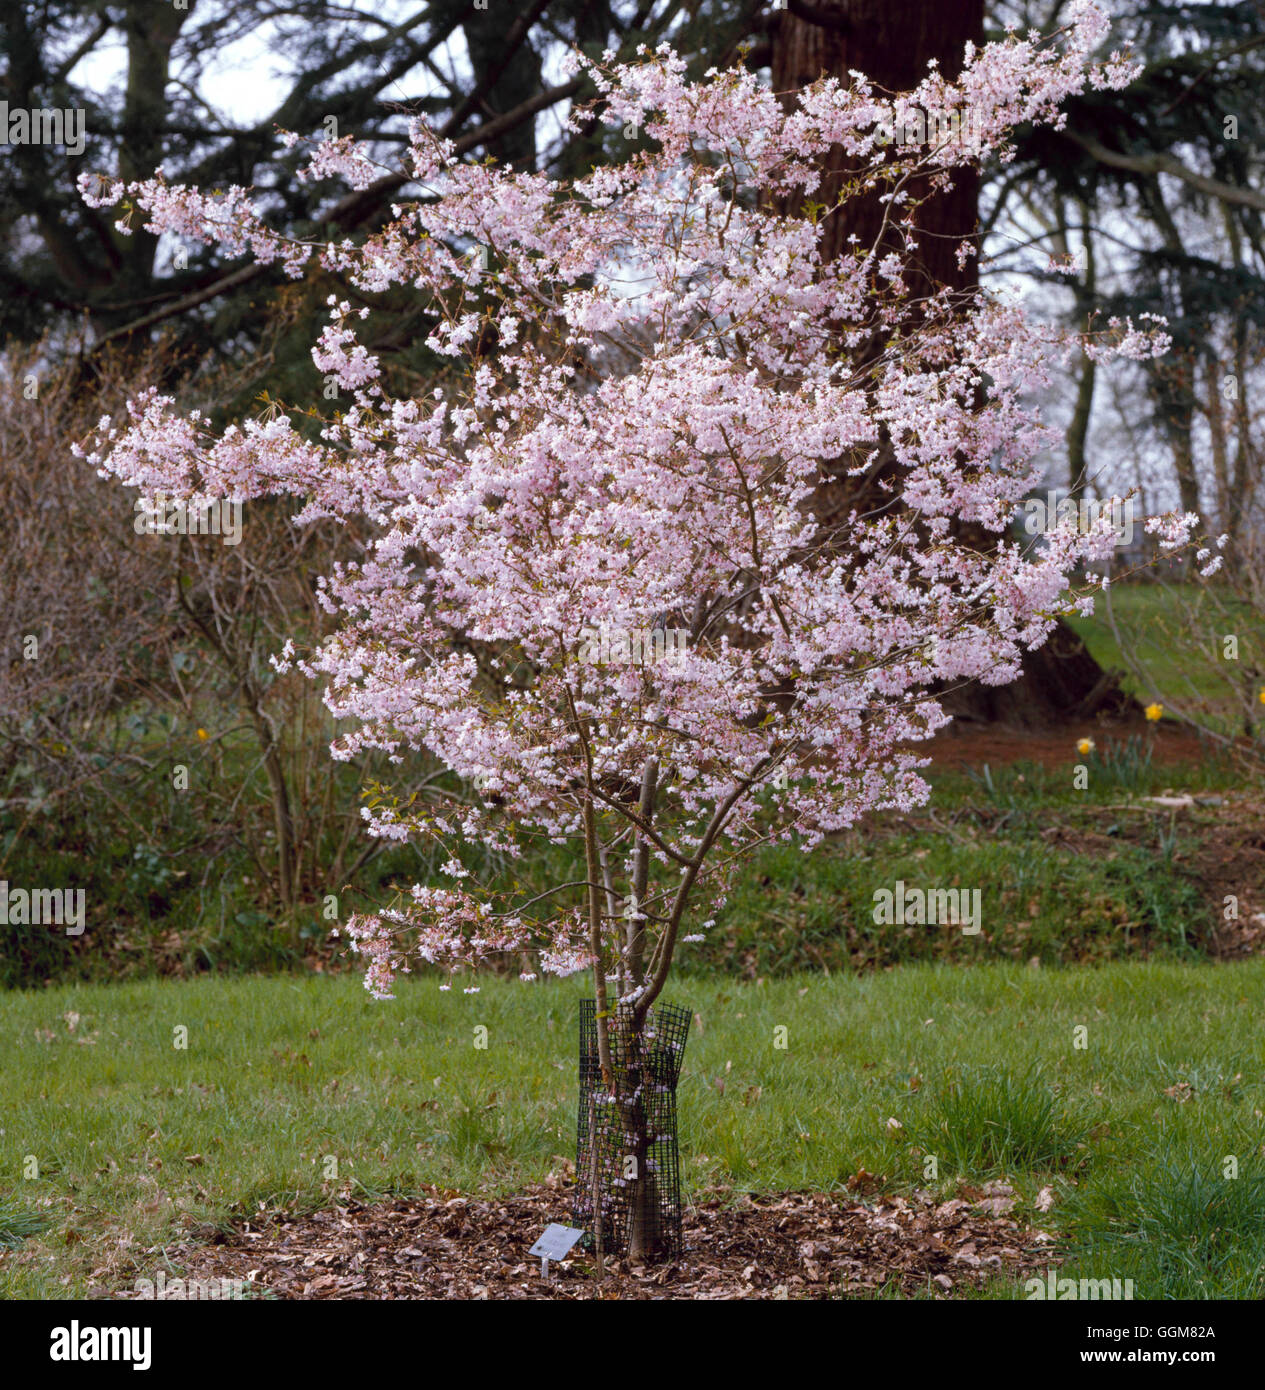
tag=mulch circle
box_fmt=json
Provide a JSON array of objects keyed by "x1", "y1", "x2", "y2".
[{"x1": 137, "y1": 1181, "x2": 1059, "y2": 1300}]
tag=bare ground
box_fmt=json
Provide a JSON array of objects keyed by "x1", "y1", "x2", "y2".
[
  {"x1": 125, "y1": 1180, "x2": 1059, "y2": 1301},
  {"x1": 926, "y1": 715, "x2": 1211, "y2": 770}
]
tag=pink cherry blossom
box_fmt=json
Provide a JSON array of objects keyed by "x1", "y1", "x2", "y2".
[{"x1": 78, "y1": 3, "x2": 1203, "y2": 1017}]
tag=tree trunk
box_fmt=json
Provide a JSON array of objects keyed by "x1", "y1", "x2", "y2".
[
  {"x1": 622, "y1": 1018, "x2": 657, "y2": 1264},
  {"x1": 770, "y1": 0, "x2": 983, "y2": 293},
  {"x1": 1065, "y1": 202, "x2": 1097, "y2": 502},
  {"x1": 770, "y1": 0, "x2": 1136, "y2": 727}
]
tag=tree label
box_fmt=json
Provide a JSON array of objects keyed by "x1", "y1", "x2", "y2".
[{"x1": 530, "y1": 1223, "x2": 585, "y2": 1275}]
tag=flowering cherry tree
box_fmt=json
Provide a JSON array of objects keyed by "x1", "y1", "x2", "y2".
[{"x1": 78, "y1": 1, "x2": 1202, "y2": 1261}]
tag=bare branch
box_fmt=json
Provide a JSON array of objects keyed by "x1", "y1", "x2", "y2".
[{"x1": 1065, "y1": 130, "x2": 1265, "y2": 214}]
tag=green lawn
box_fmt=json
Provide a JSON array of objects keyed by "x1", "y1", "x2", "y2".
[
  {"x1": 1068, "y1": 582, "x2": 1265, "y2": 719},
  {"x1": 3, "y1": 962, "x2": 1263, "y2": 1298}
]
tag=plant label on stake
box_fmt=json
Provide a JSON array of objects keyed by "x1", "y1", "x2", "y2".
[{"x1": 530, "y1": 1223, "x2": 585, "y2": 1278}]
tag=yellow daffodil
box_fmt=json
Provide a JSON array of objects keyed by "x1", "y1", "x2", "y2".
[{"x1": 1144, "y1": 702, "x2": 1163, "y2": 722}]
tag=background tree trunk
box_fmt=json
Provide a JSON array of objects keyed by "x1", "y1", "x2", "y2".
[
  {"x1": 770, "y1": 0, "x2": 983, "y2": 293},
  {"x1": 770, "y1": 0, "x2": 1137, "y2": 728}
]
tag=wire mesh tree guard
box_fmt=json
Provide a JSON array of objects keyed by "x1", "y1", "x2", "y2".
[{"x1": 573, "y1": 998, "x2": 691, "y2": 1263}]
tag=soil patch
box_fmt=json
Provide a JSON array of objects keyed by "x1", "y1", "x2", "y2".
[{"x1": 128, "y1": 1182, "x2": 1059, "y2": 1301}]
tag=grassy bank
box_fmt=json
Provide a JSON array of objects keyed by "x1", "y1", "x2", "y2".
[{"x1": 3, "y1": 743, "x2": 1240, "y2": 988}]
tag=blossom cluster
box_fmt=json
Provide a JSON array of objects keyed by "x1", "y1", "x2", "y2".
[{"x1": 78, "y1": 3, "x2": 1199, "y2": 998}]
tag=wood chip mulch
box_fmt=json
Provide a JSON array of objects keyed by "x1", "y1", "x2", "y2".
[{"x1": 135, "y1": 1180, "x2": 1059, "y2": 1300}]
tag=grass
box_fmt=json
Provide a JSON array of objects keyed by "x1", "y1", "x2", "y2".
[
  {"x1": 906, "y1": 1062, "x2": 1092, "y2": 1173},
  {"x1": 0, "y1": 1194, "x2": 50, "y2": 1249},
  {"x1": 701, "y1": 825, "x2": 1211, "y2": 975},
  {"x1": 1067, "y1": 585, "x2": 1205, "y2": 700},
  {"x1": 1067, "y1": 582, "x2": 1265, "y2": 723},
  {"x1": 1, "y1": 746, "x2": 1233, "y2": 989},
  {"x1": 1, "y1": 961, "x2": 1263, "y2": 1299},
  {"x1": 1062, "y1": 1158, "x2": 1265, "y2": 1300}
]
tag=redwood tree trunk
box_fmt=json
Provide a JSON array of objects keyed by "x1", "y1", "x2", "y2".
[
  {"x1": 770, "y1": 0, "x2": 1136, "y2": 727},
  {"x1": 771, "y1": 0, "x2": 983, "y2": 294}
]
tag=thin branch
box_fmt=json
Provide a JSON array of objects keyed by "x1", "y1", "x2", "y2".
[{"x1": 1064, "y1": 130, "x2": 1265, "y2": 214}]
